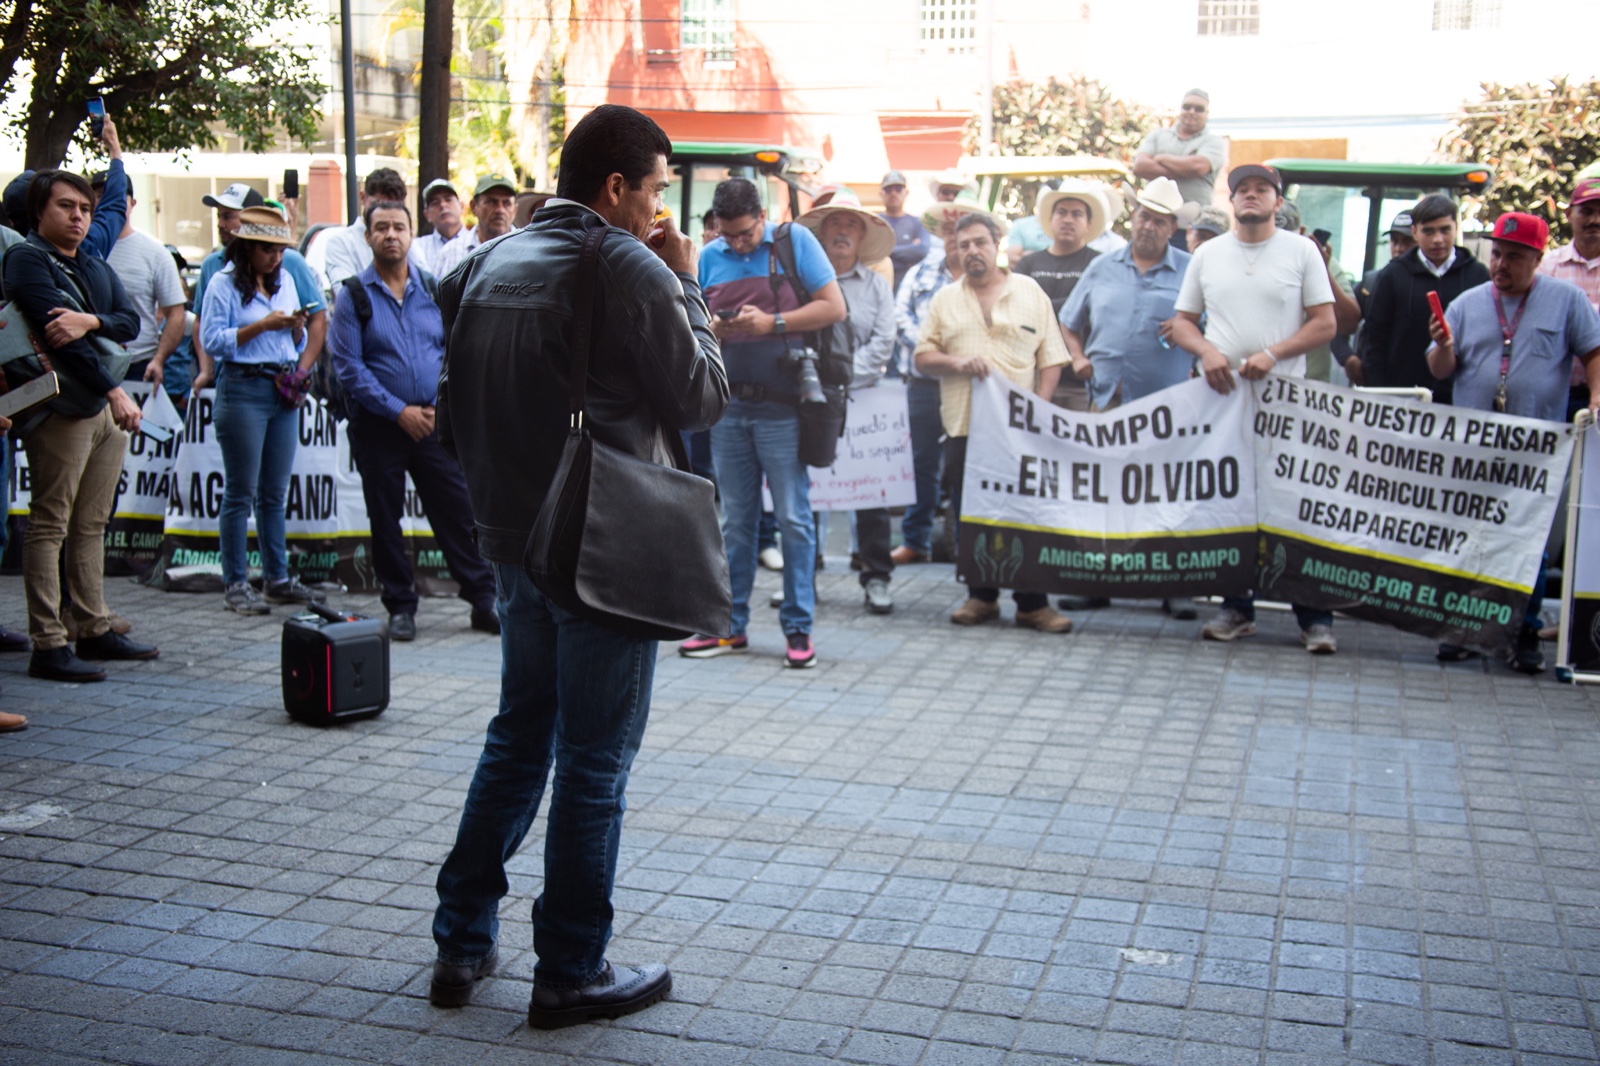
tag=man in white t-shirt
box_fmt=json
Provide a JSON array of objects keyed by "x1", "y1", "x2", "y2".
[
  {"x1": 1170, "y1": 163, "x2": 1339, "y2": 653},
  {"x1": 99, "y1": 179, "x2": 187, "y2": 393}
]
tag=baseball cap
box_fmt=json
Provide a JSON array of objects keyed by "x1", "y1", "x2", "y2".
[
  {"x1": 473, "y1": 174, "x2": 516, "y2": 198},
  {"x1": 1571, "y1": 176, "x2": 1600, "y2": 209},
  {"x1": 1387, "y1": 211, "x2": 1413, "y2": 234},
  {"x1": 203, "y1": 182, "x2": 266, "y2": 210},
  {"x1": 880, "y1": 170, "x2": 907, "y2": 189},
  {"x1": 422, "y1": 177, "x2": 458, "y2": 204},
  {"x1": 1189, "y1": 205, "x2": 1231, "y2": 237},
  {"x1": 1274, "y1": 201, "x2": 1302, "y2": 232},
  {"x1": 1485, "y1": 212, "x2": 1549, "y2": 252},
  {"x1": 1227, "y1": 164, "x2": 1282, "y2": 195}
]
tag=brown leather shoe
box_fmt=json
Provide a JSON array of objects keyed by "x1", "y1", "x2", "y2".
[
  {"x1": 950, "y1": 598, "x2": 1000, "y2": 625},
  {"x1": 890, "y1": 546, "x2": 928, "y2": 565},
  {"x1": 1015, "y1": 606, "x2": 1074, "y2": 633},
  {"x1": 0, "y1": 712, "x2": 27, "y2": 733}
]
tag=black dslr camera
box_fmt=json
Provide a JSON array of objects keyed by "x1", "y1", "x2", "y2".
[{"x1": 781, "y1": 346, "x2": 828, "y2": 406}]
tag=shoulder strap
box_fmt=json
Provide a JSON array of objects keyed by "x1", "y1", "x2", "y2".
[
  {"x1": 341, "y1": 276, "x2": 373, "y2": 327},
  {"x1": 768, "y1": 222, "x2": 812, "y2": 309},
  {"x1": 567, "y1": 224, "x2": 608, "y2": 423}
]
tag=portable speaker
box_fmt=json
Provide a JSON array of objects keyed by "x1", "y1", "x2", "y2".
[{"x1": 282, "y1": 603, "x2": 390, "y2": 724}]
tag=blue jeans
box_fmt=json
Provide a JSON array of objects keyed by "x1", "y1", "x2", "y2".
[
  {"x1": 1222, "y1": 596, "x2": 1333, "y2": 631},
  {"x1": 1524, "y1": 551, "x2": 1549, "y2": 630},
  {"x1": 711, "y1": 404, "x2": 815, "y2": 636},
  {"x1": 901, "y1": 378, "x2": 943, "y2": 554},
  {"x1": 214, "y1": 364, "x2": 299, "y2": 586},
  {"x1": 433, "y1": 564, "x2": 656, "y2": 988}
]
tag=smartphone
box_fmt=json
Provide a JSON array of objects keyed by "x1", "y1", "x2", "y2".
[
  {"x1": 1312, "y1": 228, "x2": 1333, "y2": 248},
  {"x1": 1426, "y1": 290, "x2": 1451, "y2": 341},
  {"x1": 282, "y1": 169, "x2": 299, "y2": 200},
  {"x1": 715, "y1": 309, "x2": 738, "y2": 320},
  {"x1": 86, "y1": 97, "x2": 105, "y2": 139},
  {"x1": 0, "y1": 372, "x2": 59, "y2": 420},
  {"x1": 139, "y1": 421, "x2": 175, "y2": 444}
]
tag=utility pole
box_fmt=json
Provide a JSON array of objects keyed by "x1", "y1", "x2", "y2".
[
  {"x1": 418, "y1": 0, "x2": 454, "y2": 235},
  {"x1": 340, "y1": 0, "x2": 359, "y2": 223},
  {"x1": 979, "y1": 0, "x2": 994, "y2": 151}
]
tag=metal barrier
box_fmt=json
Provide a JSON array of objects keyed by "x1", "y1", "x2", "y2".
[{"x1": 1556, "y1": 409, "x2": 1597, "y2": 684}]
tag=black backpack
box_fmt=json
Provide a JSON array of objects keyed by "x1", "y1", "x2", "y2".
[
  {"x1": 768, "y1": 223, "x2": 853, "y2": 389},
  {"x1": 314, "y1": 268, "x2": 441, "y2": 420}
]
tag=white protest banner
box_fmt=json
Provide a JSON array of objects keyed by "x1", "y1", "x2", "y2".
[
  {"x1": 104, "y1": 382, "x2": 182, "y2": 575},
  {"x1": 1251, "y1": 376, "x2": 1572, "y2": 651},
  {"x1": 808, "y1": 381, "x2": 916, "y2": 511},
  {"x1": 958, "y1": 376, "x2": 1257, "y2": 598},
  {"x1": 1557, "y1": 422, "x2": 1600, "y2": 677}
]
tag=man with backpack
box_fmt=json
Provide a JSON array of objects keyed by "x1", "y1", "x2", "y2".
[
  {"x1": 328, "y1": 200, "x2": 498, "y2": 641},
  {"x1": 679, "y1": 177, "x2": 846, "y2": 668}
]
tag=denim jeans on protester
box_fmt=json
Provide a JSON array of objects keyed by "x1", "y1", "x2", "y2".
[
  {"x1": 1221, "y1": 596, "x2": 1334, "y2": 631},
  {"x1": 214, "y1": 362, "x2": 300, "y2": 587},
  {"x1": 433, "y1": 563, "x2": 656, "y2": 988},
  {"x1": 901, "y1": 377, "x2": 944, "y2": 555},
  {"x1": 711, "y1": 404, "x2": 816, "y2": 636}
]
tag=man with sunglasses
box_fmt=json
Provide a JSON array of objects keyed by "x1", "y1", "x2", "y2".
[
  {"x1": 1426, "y1": 212, "x2": 1600, "y2": 674},
  {"x1": 1133, "y1": 89, "x2": 1227, "y2": 247}
]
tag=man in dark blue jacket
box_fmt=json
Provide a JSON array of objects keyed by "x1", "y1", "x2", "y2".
[{"x1": 2, "y1": 170, "x2": 157, "y2": 683}]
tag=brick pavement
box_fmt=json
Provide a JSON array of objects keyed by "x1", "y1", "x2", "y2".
[{"x1": 2, "y1": 549, "x2": 1600, "y2": 1065}]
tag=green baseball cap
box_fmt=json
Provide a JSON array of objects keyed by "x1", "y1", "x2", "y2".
[{"x1": 473, "y1": 174, "x2": 516, "y2": 198}]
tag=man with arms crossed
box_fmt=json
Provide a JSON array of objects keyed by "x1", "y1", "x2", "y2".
[{"x1": 1169, "y1": 164, "x2": 1338, "y2": 652}]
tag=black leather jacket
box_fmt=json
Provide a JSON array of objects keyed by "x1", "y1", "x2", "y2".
[{"x1": 437, "y1": 202, "x2": 728, "y2": 563}]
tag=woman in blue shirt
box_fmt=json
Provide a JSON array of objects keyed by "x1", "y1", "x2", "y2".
[{"x1": 199, "y1": 207, "x2": 323, "y2": 615}]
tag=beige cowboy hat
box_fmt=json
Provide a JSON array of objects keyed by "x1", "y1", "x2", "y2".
[
  {"x1": 921, "y1": 193, "x2": 1006, "y2": 237},
  {"x1": 235, "y1": 206, "x2": 295, "y2": 246},
  {"x1": 797, "y1": 190, "x2": 896, "y2": 262},
  {"x1": 1034, "y1": 180, "x2": 1108, "y2": 242},
  {"x1": 1133, "y1": 176, "x2": 1185, "y2": 217},
  {"x1": 928, "y1": 167, "x2": 978, "y2": 199}
]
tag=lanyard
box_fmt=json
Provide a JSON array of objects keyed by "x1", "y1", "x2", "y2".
[{"x1": 1490, "y1": 278, "x2": 1535, "y2": 413}]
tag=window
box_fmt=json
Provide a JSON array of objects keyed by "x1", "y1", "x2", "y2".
[
  {"x1": 1432, "y1": 0, "x2": 1500, "y2": 30},
  {"x1": 920, "y1": 0, "x2": 977, "y2": 55},
  {"x1": 682, "y1": 0, "x2": 735, "y2": 63},
  {"x1": 1196, "y1": 0, "x2": 1259, "y2": 36}
]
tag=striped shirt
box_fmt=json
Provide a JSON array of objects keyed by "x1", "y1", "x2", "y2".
[{"x1": 328, "y1": 263, "x2": 445, "y2": 421}]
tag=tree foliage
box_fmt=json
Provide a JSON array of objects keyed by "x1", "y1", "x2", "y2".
[
  {"x1": 1438, "y1": 77, "x2": 1600, "y2": 244},
  {"x1": 0, "y1": 0, "x2": 326, "y2": 170},
  {"x1": 962, "y1": 74, "x2": 1159, "y2": 222}
]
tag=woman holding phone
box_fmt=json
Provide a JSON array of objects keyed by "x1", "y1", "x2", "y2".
[{"x1": 199, "y1": 206, "x2": 323, "y2": 616}]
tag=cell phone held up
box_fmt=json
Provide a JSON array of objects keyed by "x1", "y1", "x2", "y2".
[
  {"x1": 283, "y1": 168, "x2": 300, "y2": 200},
  {"x1": 1427, "y1": 290, "x2": 1451, "y2": 342},
  {"x1": 715, "y1": 309, "x2": 739, "y2": 321},
  {"x1": 86, "y1": 97, "x2": 105, "y2": 139}
]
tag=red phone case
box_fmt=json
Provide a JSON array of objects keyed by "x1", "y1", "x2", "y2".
[{"x1": 1426, "y1": 290, "x2": 1451, "y2": 341}]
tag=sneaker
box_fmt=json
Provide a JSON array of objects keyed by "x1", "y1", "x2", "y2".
[
  {"x1": 224, "y1": 583, "x2": 270, "y2": 615},
  {"x1": 1057, "y1": 595, "x2": 1110, "y2": 611},
  {"x1": 784, "y1": 632, "x2": 817, "y2": 669},
  {"x1": 1200, "y1": 608, "x2": 1256, "y2": 642},
  {"x1": 1300, "y1": 624, "x2": 1337, "y2": 654},
  {"x1": 1510, "y1": 623, "x2": 1545, "y2": 675},
  {"x1": 863, "y1": 579, "x2": 893, "y2": 615},
  {"x1": 1016, "y1": 606, "x2": 1074, "y2": 633},
  {"x1": 263, "y1": 577, "x2": 326, "y2": 605},
  {"x1": 758, "y1": 547, "x2": 784, "y2": 571},
  {"x1": 1163, "y1": 598, "x2": 1198, "y2": 621},
  {"x1": 950, "y1": 598, "x2": 1000, "y2": 626},
  {"x1": 679, "y1": 634, "x2": 749, "y2": 659}
]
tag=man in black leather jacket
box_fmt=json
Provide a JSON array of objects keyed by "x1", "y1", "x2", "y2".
[{"x1": 428, "y1": 105, "x2": 727, "y2": 1028}]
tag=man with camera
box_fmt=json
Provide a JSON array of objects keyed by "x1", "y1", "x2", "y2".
[
  {"x1": 682, "y1": 178, "x2": 846, "y2": 668},
  {"x1": 914, "y1": 212, "x2": 1074, "y2": 633},
  {"x1": 797, "y1": 192, "x2": 898, "y2": 613}
]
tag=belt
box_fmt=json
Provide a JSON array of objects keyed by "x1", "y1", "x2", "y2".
[
  {"x1": 226, "y1": 362, "x2": 293, "y2": 380},
  {"x1": 731, "y1": 383, "x2": 799, "y2": 405}
]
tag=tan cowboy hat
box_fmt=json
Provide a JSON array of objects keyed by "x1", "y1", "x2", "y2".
[
  {"x1": 1034, "y1": 180, "x2": 1108, "y2": 242},
  {"x1": 928, "y1": 167, "x2": 977, "y2": 199},
  {"x1": 921, "y1": 193, "x2": 1006, "y2": 237},
  {"x1": 235, "y1": 206, "x2": 295, "y2": 246},
  {"x1": 1133, "y1": 176, "x2": 1185, "y2": 217},
  {"x1": 797, "y1": 191, "x2": 896, "y2": 262}
]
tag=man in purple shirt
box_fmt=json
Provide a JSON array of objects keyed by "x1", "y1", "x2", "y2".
[{"x1": 329, "y1": 200, "x2": 499, "y2": 642}]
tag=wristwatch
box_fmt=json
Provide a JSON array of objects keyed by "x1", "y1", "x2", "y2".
[{"x1": 773, "y1": 313, "x2": 786, "y2": 336}]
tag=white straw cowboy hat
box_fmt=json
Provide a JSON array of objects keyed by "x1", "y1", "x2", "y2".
[
  {"x1": 928, "y1": 167, "x2": 978, "y2": 199},
  {"x1": 921, "y1": 193, "x2": 1006, "y2": 237},
  {"x1": 234, "y1": 206, "x2": 295, "y2": 246},
  {"x1": 1134, "y1": 176, "x2": 1185, "y2": 217},
  {"x1": 797, "y1": 190, "x2": 896, "y2": 262},
  {"x1": 1034, "y1": 180, "x2": 1108, "y2": 242}
]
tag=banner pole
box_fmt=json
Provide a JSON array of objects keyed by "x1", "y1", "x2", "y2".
[{"x1": 1557, "y1": 409, "x2": 1597, "y2": 684}]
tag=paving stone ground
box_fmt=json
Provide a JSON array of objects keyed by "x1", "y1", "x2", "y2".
[{"x1": 2, "y1": 542, "x2": 1600, "y2": 1066}]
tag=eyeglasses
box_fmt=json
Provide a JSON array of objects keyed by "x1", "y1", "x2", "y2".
[
  {"x1": 1181, "y1": 103, "x2": 1208, "y2": 112},
  {"x1": 721, "y1": 219, "x2": 765, "y2": 243}
]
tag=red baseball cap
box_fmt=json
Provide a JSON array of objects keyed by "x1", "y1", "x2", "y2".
[
  {"x1": 1486, "y1": 212, "x2": 1549, "y2": 252},
  {"x1": 1571, "y1": 177, "x2": 1600, "y2": 208}
]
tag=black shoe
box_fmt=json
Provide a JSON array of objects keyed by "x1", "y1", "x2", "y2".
[
  {"x1": 389, "y1": 613, "x2": 416, "y2": 642},
  {"x1": 470, "y1": 607, "x2": 501, "y2": 635},
  {"x1": 1163, "y1": 598, "x2": 1198, "y2": 621},
  {"x1": 429, "y1": 947, "x2": 497, "y2": 1008},
  {"x1": 1510, "y1": 624, "x2": 1545, "y2": 675},
  {"x1": 1436, "y1": 642, "x2": 1481, "y2": 662},
  {"x1": 75, "y1": 630, "x2": 159, "y2": 662},
  {"x1": 1058, "y1": 596, "x2": 1111, "y2": 611},
  {"x1": 0, "y1": 625, "x2": 29, "y2": 653},
  {"x1": 29, "y1": 646, "x2": 106, "y2": 683},
  {"x1": 527, "y1": 962, "x2": 671, "y2": 1030}
]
